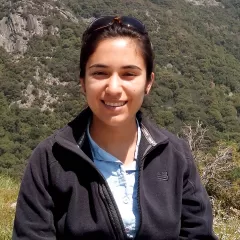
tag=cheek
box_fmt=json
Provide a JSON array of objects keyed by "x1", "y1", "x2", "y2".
[
  {"x1": 85, "y1": 81, "x2": 103, "y2": 94},
  {"x1": 125, "y1": 82, "x2": 145, "y2": 96},
  {"x1": 132, "y1": 88, "x2": 143, "y2": 95}
]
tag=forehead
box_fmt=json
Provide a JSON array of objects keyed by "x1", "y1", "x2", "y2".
[{"x1": 86, "y1": 37, "x2": 145, "y2": 67}]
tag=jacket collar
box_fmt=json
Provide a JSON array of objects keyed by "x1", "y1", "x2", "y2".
[
  {"x1": 136, "y1": 111, "x2": 169, "y2": 146},
  {"x1": 55, "y1": 107, "x2": 169, "y2": 148},
  {"x1": 56, "y1": 107, "x2": 91, "y2": 146}
]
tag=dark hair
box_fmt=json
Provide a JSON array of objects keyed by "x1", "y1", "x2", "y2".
[{"x1": 79, "y1": 22, "x2": 154, "y2": 81}]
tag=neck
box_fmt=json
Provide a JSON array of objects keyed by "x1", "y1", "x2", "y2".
[{"x1": 89, "y1": 116, "x2": 138, "y2": 165}]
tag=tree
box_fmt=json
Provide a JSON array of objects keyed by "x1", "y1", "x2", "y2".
[{"x1": 180, "y1": 121, "x2": 240, "y2": 209}]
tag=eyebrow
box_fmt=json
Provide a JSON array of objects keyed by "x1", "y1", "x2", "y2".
[
  {"x1": 122, "y1": 65, "x2": 142, "y2": 71},
  {"x1": 89, "y1": 64, "x2": 108, "y2": 69},
  {"x1": 89, "y1": 64, "x2": 142, "y2": 71}
]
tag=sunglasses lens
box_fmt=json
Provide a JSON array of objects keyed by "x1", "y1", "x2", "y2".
[
  {"x1": 86, "y1": 16, "x2": 146, "y2": 35},
  {"x1": 87, "y1": 16, "x2": 114, "y2": 33},
  {"x1": 121, "y1": 16, "x2": 146, "y2": 33}
]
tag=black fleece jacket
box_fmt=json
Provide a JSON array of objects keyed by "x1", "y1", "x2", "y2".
[{"x1": 13, "y1": 108, "x2": 218, "y2": 240}]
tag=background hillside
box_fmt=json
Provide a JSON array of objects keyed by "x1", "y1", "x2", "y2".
[
  {"x1": 0, "y1": 0, "x2": 240, "y2": 194},
  {"x1": 0, "y1": 0, "x2": 240, "y2": 189},
  {"x1": 0, "y1": 0, "x2": 240, "y2": 238},
  {"x1": 1, "y1": 0, "x2": 240, "y2": 178}
]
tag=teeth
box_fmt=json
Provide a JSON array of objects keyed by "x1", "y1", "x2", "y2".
[{"x1": 104, "y1": 101, "x2": 125, "y2": 107}]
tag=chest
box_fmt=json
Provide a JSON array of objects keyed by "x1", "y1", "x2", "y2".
[{"x1": 50, "y1": 147, "x2": 185, "y2": 239}]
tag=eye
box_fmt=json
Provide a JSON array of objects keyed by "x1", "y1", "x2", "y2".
[
  {"x1": 93, "y1": 71, "x2": 107, "y2": 76},
  {"x1": 123, "y1": 72, "x2": 137, "y2": 77}
]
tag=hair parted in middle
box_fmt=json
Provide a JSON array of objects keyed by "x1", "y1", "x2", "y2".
[{"x1": 79, "y1": 16, "x2": 154, "y2": 81}]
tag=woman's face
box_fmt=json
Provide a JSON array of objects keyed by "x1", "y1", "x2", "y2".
[{"x1": 81, "y1": 37, "x2": 154, "y2": 127}]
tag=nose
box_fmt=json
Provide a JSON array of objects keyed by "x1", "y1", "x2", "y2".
[{"x1": 105, "y1": 74, "x2": 122, "y2": 96}]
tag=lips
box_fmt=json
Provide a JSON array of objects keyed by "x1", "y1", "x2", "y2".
[{"x1": 102, "y1": 101, "x2": 127, "y2": 107}]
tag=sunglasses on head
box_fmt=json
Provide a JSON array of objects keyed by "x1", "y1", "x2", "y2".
[{"x1": 84, "y1": 16, "x2": 147, "y2": 35}]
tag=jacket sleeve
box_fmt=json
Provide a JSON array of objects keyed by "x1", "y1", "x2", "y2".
[
  {"x1": 12, "y1": 142, "x2": 56, "y2": 240},
  {"x1": 179, "y1": 141, "x2": 218, "y2": 240}
]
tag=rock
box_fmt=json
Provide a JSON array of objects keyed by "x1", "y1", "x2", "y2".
[
  {"x1": 145, "y1": 10, "x2": 150, "y2": 17},
  {"x1": 27, "y1": 14, "x2": 36, "y2": 31},
  {"x1": 0, "y1": 0, "x2": 76, "y2": 54},
  {"x1": 0, "y1": 12, "x2": 43, "y2": 54},
  {"x1": 10, "y1": 202, "x2": 17, "y2": 209},
  {"x1": 185, "y1": 0, "x2": 223, "y2": 7},
  {"x1": 166, "y1": 63, "x2": 173, "y2": 69}
]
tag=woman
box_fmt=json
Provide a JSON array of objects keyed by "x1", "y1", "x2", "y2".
[{"x1": 13, "y1": 16, "x2": 217, "y2": 239}]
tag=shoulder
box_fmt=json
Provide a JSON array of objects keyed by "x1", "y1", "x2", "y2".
[
  {"x1": 141, "y1": 115, "x2": 191, "y2": 157},
  {"x1": 27, "y1": 125, "x2": 68, "y2": 168},
  {"x1": 161, "y1": 128, "x2": 189, "y2": 150},
  {"x1": 28, "y1": 133, "x2": 58, "y2": 166},
  {"x1": 27, "y1": 108, "x2": 91, "y2": 166}
]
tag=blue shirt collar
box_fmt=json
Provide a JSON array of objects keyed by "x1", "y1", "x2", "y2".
[{"x1": 87, "y1": 119, "x2": 141, "y2": 163}]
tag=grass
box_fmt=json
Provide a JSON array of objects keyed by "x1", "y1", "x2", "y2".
[
  {"x1": 0, "y1": 175, "x2": 19, "y2": 240},
  {"x1": 0, "y1": 174, "x2": 239, "y2": 239},
  {"x1": 214, "y1": 216, "x2": 240, "y2": 240},
  {"x1": 213, "y1": 199, "x2": 240, "y2": 240}
]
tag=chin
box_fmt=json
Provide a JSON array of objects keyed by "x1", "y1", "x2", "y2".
[
  {"x1": 99, "y1": 115, "x2": 134, "y2": 128},
  {"x1": 103, "y1": 117, "x2": 127, "y2": 127}
]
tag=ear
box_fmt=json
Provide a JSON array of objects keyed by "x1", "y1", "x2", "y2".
[
  {"x1": 145, "y1": 72, "x2": 154, "y2": 95},
  {"x1": 80, "y1": 78, "x2": 86, "y2": 94}
]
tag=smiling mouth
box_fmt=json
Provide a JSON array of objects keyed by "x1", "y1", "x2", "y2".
[{"x1": 102, "y1": 101, "x2": 127, "y2": 107}]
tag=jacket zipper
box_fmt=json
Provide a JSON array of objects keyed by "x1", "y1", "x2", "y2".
[
  {"x1": 99, "y1": 183, "x2": 126, "y2": 240},
  {"x1": 134, "y1": 142, "x2": 167, "y2": 239},
  {"x1": 56, "y1": 135, "x2": 167, "y2": 240},
  {"x1": 56, "y1": 137, "x2": 127, "y2": 240},
  {"x1": 88, "y1": 166, "x2": 127, "y2": 240}
]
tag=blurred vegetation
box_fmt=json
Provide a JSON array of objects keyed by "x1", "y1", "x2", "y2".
[
  {"x1": 0, "y1": 0, "x2": 240, "y2": 221},
  {"x1": 0, "y1": 174, "x2": 19, "y2": 239}
]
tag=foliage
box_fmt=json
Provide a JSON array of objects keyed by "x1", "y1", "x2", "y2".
[
  {"x1": 0, "y1": 2, "x2": 239, "y2": 231},
  {"x1": 180, "y1": 121, "x2": 240, "y2": 210},
  {"x1": 212, "y1": 199, "x2": 240, "y2": 240},
  {"x1": 0, "y1": 3, "x2": 240, "y2": 239},
  {"x1": 0, "y1": 174, "x2": 19, "y2": 239}
]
